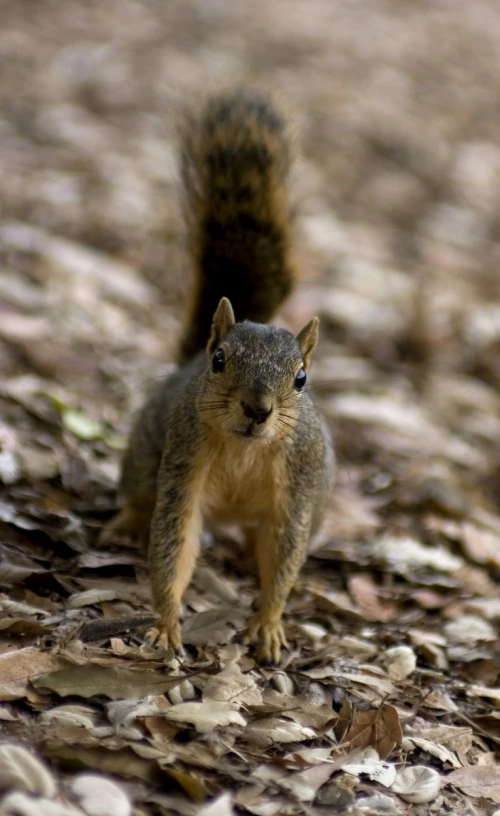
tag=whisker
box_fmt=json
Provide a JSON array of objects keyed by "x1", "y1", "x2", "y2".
[
  {"x1": 198, "y1": 404, "x2": 229, "y2": 412},
  {"x1": 279, "y1": 412, "x2": 298, "y2": 421},
  {"x1": 275, "y1": 418, "x2": 297, "y2": 434},
  {"x1": 200, "y1": 411, "x2": 230, "y2": 421}
]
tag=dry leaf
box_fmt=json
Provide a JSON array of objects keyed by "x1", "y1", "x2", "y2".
[
  {"x1": 341, "y1": 754, "x2": 397, "y2": 787},
  {"x1": 0, "y1": 743, "x2": 56, "y2": 797},
  {"x1": 444, "y1": 615, "x2": 496, "y2": 644},
  {"x1": 372, "y1": 535, "x2": 463, "y2": 573},
  {"x1": 40, "y1": 704, "x2": 102, "y2": 731},
  {"x1": 354, "y1": 792, "x2": 400, "y2": 813},
  {"x1": 0, "y1": 791, "x2": 84, "y2": 816},
  {"x1": 202, "y1": 663, "x2": 262, "y2": 706},
  {"x1": 446, "y1": 766, "x2": 500, "y2": 803},
  {"x1": 348, "y1": 573, "x2": 399, "y2": 622},
  {"x1": 255, "y1": 690, "x2": 337, "y2": 730},
  {"x1": 197, "y1": 794, "x2": 234, "y2": 816},
  {"x1": 391, "y1": 766, "x2": 442, "y2": 804},
  {"x1": 194, "y1": 567, "x2": 239, "y2": 604},
  {"x1": 309, "y1": 589, "x2": 365, "y2": 620},
  {"x1": 163, "y1": 768, "x2": 208, "y2": 803},
  {"x1": 403, "y1": 736, "x2": 461, "y2": 769},
  {"x1": 467, "y1": 685, "x2": 500, "y2": 705},
  {"x1": 335, "y1": 701, "x2": 402, "y2": 759},
  {"x1": 0, "y1": 648, "x2": 66, "y2": 702},
  {"x1": 68, "y1": 590, "x2": 121, "y2": 608},
  {"x1": 464, "y1": 598, "x2": 500, "y2": 621},
  {"x1": 44, "y1": 746, "x2": 157, "y2": 784},
  {"x1": 245, "y1": 718, "x2": 316, "y2": 747},
  {"x1": 181, "y1": 609, "x2": 243, "y2": 646},
  {"x1": 382, "y1": 646, "x2": 417, "y2": 680},
  {"x1": 71, "y1": 775, "x2": 131, "y2": 816},
  {"x1": 32, "y1": 666, "x2": 188, "y2": 700},
  {"x1": 278, "y1": 762, "x2": 335, "y2": 801},
  {"x1": 461, "y1": 522, "x2": 500, "y2": 566},
  {"x1": 163, "y1": 701, "x2": 246, "y2": 734}
]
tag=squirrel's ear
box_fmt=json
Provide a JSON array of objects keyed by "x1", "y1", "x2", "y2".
[
  {"x1": 297, "y1": 317, "x2": 319, "y2": 370},
  {"x1": 207, "y1": 297, "x2": 236, "y2": 354}
]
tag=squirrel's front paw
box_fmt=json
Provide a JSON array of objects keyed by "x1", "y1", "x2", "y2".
[
  {"x1": 244, "y1": 613, "x2": 288, "y2": 665},
  {"x1": 145, "y1": 619, "x2": 184, "y2": 656}
]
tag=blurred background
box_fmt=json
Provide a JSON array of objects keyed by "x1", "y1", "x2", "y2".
[{"x1": 1, "y1": 0, "x2": 500, "y2": 533}]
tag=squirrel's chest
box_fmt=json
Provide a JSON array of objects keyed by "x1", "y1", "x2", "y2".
[{"x1": 197, "y1": 438, "x2": 287, "y2": 525}]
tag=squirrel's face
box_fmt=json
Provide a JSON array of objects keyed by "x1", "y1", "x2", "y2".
[{"x1": 197, "y1": 297, "x2": 319, "y2": 442}]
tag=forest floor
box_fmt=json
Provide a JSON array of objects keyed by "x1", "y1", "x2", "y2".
[{"x1": 1, "y1": 1, "x2": 500, "y2": 814}]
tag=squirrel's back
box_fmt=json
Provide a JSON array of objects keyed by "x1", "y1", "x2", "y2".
[{"x1": 178, "y1": 89, "x2": 295, "y2": 363}]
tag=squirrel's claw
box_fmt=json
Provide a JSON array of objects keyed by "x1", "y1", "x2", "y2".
[
  {"x1": 145, "y1": 622, "x2": 184, "y2": 657},
  {"x1": 244, "y1": 614, "x2": 288, "y2": 665}
]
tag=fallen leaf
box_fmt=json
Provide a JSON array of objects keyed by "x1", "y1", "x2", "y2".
[
  {"x1": 181, "y1": 609, "x2": 243, "y2": 646},
  {"x1": 60, "y1": 409, "x2": 103, "y2": 441},
  {"x1": 253, "y1": 690, "x2": 337, "y2": 731},
  {"x1": 44, "y1": 746, "x2": 157, "y2": 783},
  {"x1": 164, "y1": 768, "x2": 208, "y2": 803},
  {"x1": 347, "y1": 573, "x2": 399, "y2": 622},
  {"x1": 197, "y1": 794, "x2": 234, "y2": 816},
  {"x1": 0, "y1": 451, "x2": 21, "y2": 485},
  {"x1": 32, "y1": 666, "x2": 189, "y2": 700},
  {"x1": 0, "y1": 743, "x2": 56, "y2": 796},
  {"x1": 309, "y1": 589, "x2": 365, "y2": 620},
  {"x1": 391, "y1": 766, "x2": 442, "y2": 804},
  {"x1": 0, "y1": 791, "x2": 84, "y2": 816},
  {"x1": 372, "y1": 535, "x2": 463, "y2": 573},
  {"x1": 278, "y1": 762, "x2": 335, "y2": 801},
  {"x1": 194, "y1": 567, "x2": 239, "y2": 604},
  {"x1": 461, "y1": 522, "x2": 500, "y2": 567},
  {"x1": 446, "y1": 766, "x2": 500, "y2": 803},
  {"x1": 341, "y1": 754, "x2": 397, "y2": 787},
  {"x1": 464, "y1": 598, "x2": 500, "y2": 621},
  {"x1": 40, "y1": 704, "x2": 102, "y2": 731},
  {"x1": 68, "y1": 589, "x2": 122, "y2": 608},
  {"x1": 354, "y1": 792, "x2": 400, "y2": 813},
  {"x1": 335, "y1": 701, "x2": 402, "y2": 759},
  {"x1": 163, "y1": 701, "x2": 246, "y2": 734},
  {"x1": 472, "y1": 713, "x2": 500, "y2": 739},
  {"x1": 202, "y1": 663, "x2": 262, "y2": 706},
  {"x1": 245, "y1": 718, "x2": 316, "y2": 747},
  {"x1": 71, "y1": 774, "x2": 131, "y2": 816},
  {"x1": 382, "y1": 646, "x2": 417, "y2": 680},
  {"x1": 403, "y1": 736, "x2": 461, "y2": 769},
  {"x1": 405, "y1": 722, "x2": 473, "y2": 766},
  {"x1": 444, "y1": 615, "x2": 496, "y2": 644},
  {"x1": 0, "y1": 648, "x2": 66, "y2": 702},
  {"x1": 0, "y1": 618, "x2": 51, "y2": 637},
  {"x1": 467, "y1": 685, "x2": 500, "y2": 705}
]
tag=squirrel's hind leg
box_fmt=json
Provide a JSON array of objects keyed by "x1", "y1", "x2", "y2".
[{"x1": 98, "y1": 502, "x2": 153, "y2": 550}]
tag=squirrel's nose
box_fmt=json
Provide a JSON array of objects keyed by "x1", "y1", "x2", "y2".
[{"x1": 241, "y1": 400, "x2": 273, "y2": 424}]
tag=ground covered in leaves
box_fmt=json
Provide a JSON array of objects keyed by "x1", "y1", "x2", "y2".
[{"x1": 1, "y1": 1, "x2": 500, "y2": 814}]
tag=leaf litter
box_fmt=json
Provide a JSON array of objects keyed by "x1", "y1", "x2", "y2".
[{"x1": 1, "y1": 1, "x2": 500, "y2": 814}]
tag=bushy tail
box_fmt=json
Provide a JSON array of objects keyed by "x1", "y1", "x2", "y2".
[{"x1": 178, "y1": 88, "x2": 295, "y2": 363}]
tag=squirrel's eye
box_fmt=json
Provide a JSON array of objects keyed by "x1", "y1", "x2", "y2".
[
  {"x1": 294, "y1": 368, "x2": 307, "y2": 390},
  {"x1": 212, "y1": 348, "x2": 225, "y2": 373}
]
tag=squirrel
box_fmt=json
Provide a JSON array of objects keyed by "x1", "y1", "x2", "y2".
[{"x1": 100, "y1": 89, "x2": 335, "y2": 664}]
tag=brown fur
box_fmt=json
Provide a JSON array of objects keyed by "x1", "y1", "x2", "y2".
[
  {"x1": 178, "y1": 89, "x2": 296, "y2": 363},
  {"x1": 100, "y1": 89, "x2": 335, "y2": 664}
]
